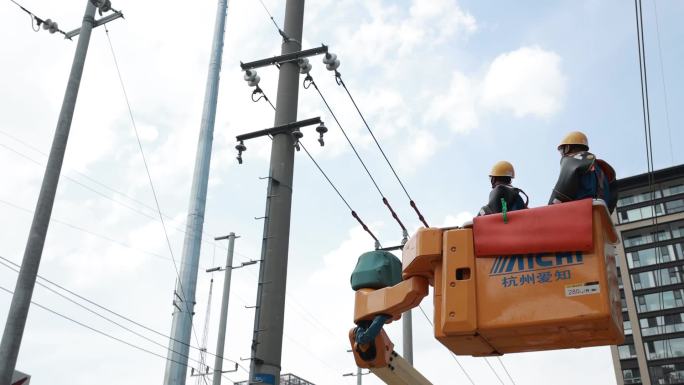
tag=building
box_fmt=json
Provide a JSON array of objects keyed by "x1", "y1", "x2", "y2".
[
  {"x1": 235, "y1": 373, "x2": 315, "y2": 385},
  {"x1": 611, "y1": 165, "x2": 684, "y2": 385}
]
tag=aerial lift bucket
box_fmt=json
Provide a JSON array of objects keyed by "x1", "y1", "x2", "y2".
[{"x1": 349, "y1": 199, "x2": 623, "y2": 383}]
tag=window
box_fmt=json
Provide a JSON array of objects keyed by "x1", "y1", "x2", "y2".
[
  {"x1": 619, "y1": 343, "x2": 637, "y2": 359},
  {"x1": 636, "y1": 289, "x2": 684, "y2": 313},
  {"x1": 624, "y1": 231, "x2": 671, "y2": 248},
  {"x1": 640, "y1": 312, "x2": 684, "y2": 336},
  {"x1": 618, "y1": 190, "x2": 662, "y2": 207},
  {"x1": 627, "y1": 245, "x2": 679, "y2": 268},
  {"x1": 650, "y1": 363, "x2": 684, "y2": 384},
  {"x1": 624, "y1": 320, "x2": 633, "y2": 335},
  {"x1": 623, "y1": 368, "x2": 641, "y2": 384},
  {"x1": 645, "y1": 337, "x2": 684, "y2": 360},
  {"x1": 666, "y1": 199, "x2": 684, "y2": 214},
  {"x1": 631, "y1": 266, "x2": 684, "y2": 290},
  {"x1": 663, "y1": 185, "x2": 684, "y2": 197},
  {"x1": 620, "y1": 204, "x2": 665, "y2": 223}
]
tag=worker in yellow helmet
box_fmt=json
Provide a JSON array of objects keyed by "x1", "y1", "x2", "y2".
[
  {"x1": 478, "y1": 161, "x2": 529, "y2": 216},
  {"x1": 549, "y1": 131, "x2": 617, "y2": 212}
]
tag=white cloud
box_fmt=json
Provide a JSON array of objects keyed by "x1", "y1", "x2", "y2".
[
  {"x1": 426, "y1": 71, "x2": 479, "y2": 133},
  {"x1": 441, "y1": 211, "x2": 475, "y2": 227},
  {"x1": 481, "y1": 45, "x2": 567, "y2": 118}
]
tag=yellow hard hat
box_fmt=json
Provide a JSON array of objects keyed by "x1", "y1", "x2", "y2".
[
  {"x1": 489, "y1": 161, "x2": 515, "y2": 178},
  {"x1": 558, "y1": 131, "x2": 589, "y2": 150}
]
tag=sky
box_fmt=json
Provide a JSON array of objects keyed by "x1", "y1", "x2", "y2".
[{"x1": 0, "y1": 0, "x2": 682, "y2": 384}]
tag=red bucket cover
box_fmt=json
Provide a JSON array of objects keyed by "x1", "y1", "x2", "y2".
[{"x1": 473, "y1": 199, "x2": 594, "y2": 257}]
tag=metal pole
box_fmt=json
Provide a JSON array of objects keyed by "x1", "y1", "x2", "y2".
[
  {"x1": 163, "y1": 0, "x2": 228, "y2": 384},
  {"x1": 403, "y1": 310, "x2": 413, "y2": 365},
  {"x1": 0, "y1": 2, "x2": 97, "y2": 382},
  {"x1": 357, "y1": 367, "x2": 362, "y2": 385},
  {"x1": 212, "y1": 233, "x2": 236, "y2": 385},
  {"x1": 249, "y1": 1, "x2": 304, "y2": 384}
]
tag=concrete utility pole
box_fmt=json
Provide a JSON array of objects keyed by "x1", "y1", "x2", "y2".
[
  {"x1": 403, "y1": 310, "x2": 413, "y2": 365},
  {"x1": 249, "y1": 0, "x2": 305, "y2": 383},
  {"x1": 0, "y1": 2, "x2": 98, "y2": 382},
  {"x1": 212, "y1": 233, "x2": 237, "y2": 385},
  {"x1": 163, "y1": 0, "x2": 228, "y2": 384}
]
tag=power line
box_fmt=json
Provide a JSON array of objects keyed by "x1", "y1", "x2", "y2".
[
  {"x1": 0, "y1": 284, "x2": 237, "y2": 384},
  {"x1": 651, "y1": 0, "x2": 674, "y2": 165},
  {"x1": 9, "y1": 0, "x2": 69, "y2": 37},
  {"x1": 0, "y1": 133, "x2": 229, "y2": 252},
  {"x1": 302, "y1": 73, "x2": 408, "y2": 243},
  {"x1": 495, "y1": 357, "x2": 517, "y2": 385},
  {"x1": 253, "y1": 85, "x2": 382, "y2": 248},
  {"x1": 332, "y1": 71, "x2": 430, "y2": 228},
  {"x1": 103, "y1": 25, "x2": 201, "y2": 347},
  {"x1": 0, "y1": 255, "x2": 249, "y2": 373}
]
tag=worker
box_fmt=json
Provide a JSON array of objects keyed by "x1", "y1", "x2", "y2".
[
  {"x1": 549, "y1": 131, "x2": 617, "y2": 212},
  {"x1": 478, "y1": 161, "x2": 529, "y2": 216}
]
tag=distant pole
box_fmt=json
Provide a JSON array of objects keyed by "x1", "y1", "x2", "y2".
[
  {"x1": 249, "y1": 0, "x2": 305, "y2": 383},
  {"x1": 403, "y1": 310, "x2": 413, "y2": 365},
  {"x1": 0, "y1": 1, "x2": 97, "y2": 382},
  {"x1": 212, "y1": 233, "x2": 237, "y2": 385},
  {"x1": 357, "y1": 367, "x2": 362, "y2": 385},
  {"x1": 163, "y1": 0, "x2": 228, "y2": 384}
]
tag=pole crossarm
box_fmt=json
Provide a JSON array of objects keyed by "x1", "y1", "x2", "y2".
[
  {"x1": 236, "y1": 117, "x2": 321, "y2": 142},
  {"x1": 65, "y1": 10, "x2": 123, "y2": 39},
  {"x1": 240, "y1": 45, "x2": 328, "y2": 70}
]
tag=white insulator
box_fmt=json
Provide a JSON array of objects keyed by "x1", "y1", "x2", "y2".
[
  {"x1": 299, "y1": 63, "x2": 312, "y2": 74},
  {"x1": 48, "y1": 21, "x2": 58, "y2": 34},
  {"x1": 247, "y1": 75, "x2": 261, "y2": 87},
  {"x1": 42, "y1": 19, "x2": 52, "y2": 30},
  {"x1": 325, "y1": 59, "x2": 340, "y2": 71},
  {"x1": 322, "y1": 53, "x2": 337, "y2": 64},
  {"x1": 243, "y1": 69, "x2": 257, "y2": 82}
]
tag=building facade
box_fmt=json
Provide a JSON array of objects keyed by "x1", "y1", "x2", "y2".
[{"x1": 611, "y1": 165, "x2": 684, "y2": 385}]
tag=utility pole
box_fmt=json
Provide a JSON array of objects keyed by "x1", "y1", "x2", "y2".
[
  {"x1": 403, "y1": 310, "x2": 413, "y2": 365},
  {"x1": 163, "y1": 0, "x2": 228, "y2": 384},
  {"x1": 212, "y1": 233, "x2": 237, "y2": 385},
  {"x1": 249, "y1": 1, "x2": 305, "y2": 383},
  {"x1": 0, "y1": 1, "x2": 122, "y2": 382}
]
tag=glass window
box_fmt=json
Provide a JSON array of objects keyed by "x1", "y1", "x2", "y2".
[
  {"x1": 624, "y1": 231, "x2": 671, "y2": 248},
  {"x1": 636, "y1": 289, "x2": 684, "y2": 313},
  {"x1": 645, "y1": 337, "x2": 684, "y2": 360},
  {"x1": 641, "y1": 313, "x2": 684, "y2": 336},
  {"x1": 666, "y1": 199, "x2": 684, "y2": 214},
  {"x1": 631, "y1": 266, "x2": 684, "y2": 289},
  {"x1": 618, "y1": 190, "x2": 663, "y2": 207},
  {"x1": 624, "y1": 320, "x2": 633, "y2": 335},
  {"x1": 664, "y1": 185, "x2": 684, "y2": 197},
  {"x1": 623, "y1": 368, "x2": 641, "y2": 384},
  {"x1": 650, "y1": 363, "x2": 684, "y2": 384},
  {"x1": 619, "y1": 204, "x2": 665, "y2": 223},
  {"x1": 619, "y1": 343, "x2": 637, "y2": 359},
  {"x1": 627, "y1": 245, "x2": 679, "y2": 268}
]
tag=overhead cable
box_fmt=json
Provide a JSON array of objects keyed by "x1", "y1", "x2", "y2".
[
  {"x1": 0, "y1": 284, "x2": 237, "y2": 384},
  {"x1": 0, "y1": 255, "x2": 248, "y2": 372},
  {"x1": 302, "y1": 73, "x2": 408, "y2": 244},
  {"x1": 103, "y1": 25, "x2": 201, "y2": 347},
  {"x1": 253, "y1": 86, "x2": 382, "y2": 249},
  {"x1": 651, "y1": 0, "x2": 674, "y2": 164},
  {"x1": 332, "y1": 70, "x2": 430, "y2": 228}
]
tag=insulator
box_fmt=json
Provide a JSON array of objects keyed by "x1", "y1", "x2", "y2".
[
  {"x1": 100, "y1": 0, "x2": 112, "y2": 12},
  {"x1": 42, "y1": 19, "x2": 52, "y2": 30},
  {"x1": 316, "y1": 122, "x2": 328, "y2": 134},
  {"x1": 299, "y1": 63, "x2": 312, "y2": 74},
  {"x1": 48, "y1": 21, "x2": 58, "y2": 34},
  {"x1": 325, "y1": 59, "x2": 340, "y2": 71},
  {"x1": 292, "y1": 129, "x2": 304, "y2": 140},
  {"x1": 247, "y1": 75, "x2": 261, "y2": 87},
  {"x1": 322, "y1": 53, "x2": 337, "y2": 64},
  {"x1": 244, "y1": 69, "x2": 258, "y2": 82},
  {"x1": 235, "y1": 142, "x2": 247, "y2": 152}
]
